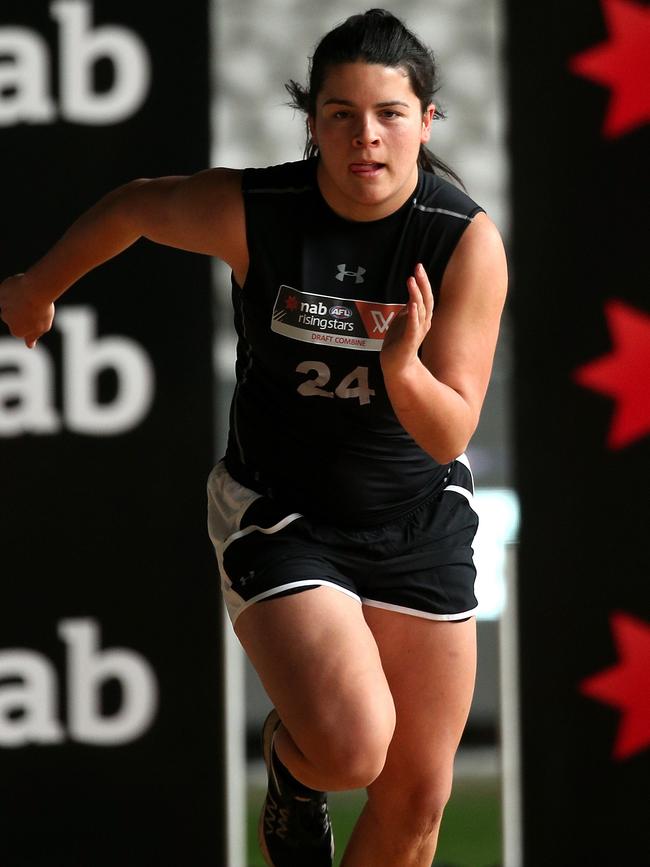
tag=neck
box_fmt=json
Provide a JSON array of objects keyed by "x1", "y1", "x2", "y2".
[{"x1": 316, "y1": 160, "x2": 419, "y2": 222}]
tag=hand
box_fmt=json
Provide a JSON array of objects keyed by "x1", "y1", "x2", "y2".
[
  {"x1": 381, "y1": 263, "x2": 434, "y2": 376},
  {"x1": 0, "y1": 273, "x2": 55, "y2": 348}
]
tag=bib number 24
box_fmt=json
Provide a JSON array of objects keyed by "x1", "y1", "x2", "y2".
[{"x1": 296, "y1": 361, "x2": 375, "y2": 405}]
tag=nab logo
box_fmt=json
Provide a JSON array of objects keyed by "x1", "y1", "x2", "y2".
[
  {"x1": 0, "y1": 618, "x2": 158, "y2": 746},
  {"x1": 0, "y1": 305, "x2": 155, "y2": 437},
  {"x1": 336, "y1": 265, "x2": 366, "y2": 284},
  {"x1": 0, "y1": 0, "x2": 151, "y2": 126}
]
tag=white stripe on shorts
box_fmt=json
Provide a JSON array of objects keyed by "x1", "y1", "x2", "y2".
[
  {"x1": 454, "y1": 452, "x2": 475, "y2": 487},
  {"x1": 221, "y1": 512, "x2": 303, "y2": 554},
  {"x1": 443, "y1": 484, "x2": 474, "y2": 504},
  {"x1": 442, "y1": 453, "x2": 475, "y2": 506},
  {"x1": 361, "y1": 598, "x2": 478, "y2": 621},
  {"x1": 225, "y1": 580, "x2": 361, "y2": 625}
]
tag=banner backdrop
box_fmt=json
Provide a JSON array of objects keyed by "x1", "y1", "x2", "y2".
[
  {"x1": 507, "y1": 0, "x2": 649, "y2": 863},
  {"x1": 0, "y1": 3, "x2": 223, "y2": 865}
]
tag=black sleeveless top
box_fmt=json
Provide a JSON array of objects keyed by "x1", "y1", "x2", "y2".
[{"x1": 224, "y1": 158, "x2": 484, "y2": 526}]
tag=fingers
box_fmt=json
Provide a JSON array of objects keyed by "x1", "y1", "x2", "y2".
[
  {"x1": 384, "y1": 264, "x2": 434, "y2": 364},
  {"x1": 414, "y1": 263, "x2": 434, "y2": 321},
  {"x1": 406, "y1": 276, "x2": 419, "y2": 312},
  {"x1": 407, "y1": 263, "x2": 433, "y2": 331}
]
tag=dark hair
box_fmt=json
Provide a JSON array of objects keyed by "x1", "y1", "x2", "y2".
[{"x1": 286, "y1": 8, "x2": 463, "y2": 186}]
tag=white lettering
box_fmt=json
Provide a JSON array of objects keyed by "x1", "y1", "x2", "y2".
[
  {"x1": 0, "y1": 619, "x2": 159, "y2": 747},
  {"x1": 60, "y1": 619, "x2": 158, "y2": 745},
  {"x1": 0, "y1": 306, "x2": 155, "y2": 437},
  {"x1": 0, "y1": 652, "x2": 65, "y2": 746},
  {"x1": 295, "y1": 360, "x2": 334, "y2": 398},
  {"x1": 52, "y1": 0, "x2": 151, "y2": 124},
  {"x1": 0, "y1": 342, "x2": 61, "y2": 435},
  {"x1": 57, "y1": 306, "x2": 155, "y2": 435},
  {"x1": 0, "y1": 1, "x2": 151, "y2": 127},
  {"x1": 0, "y1": 28, "x2": 57, "y2": 125},
  {"x1": 300, "y1": 301, "x2": 328, "y2": 316},
  {"x1": 296, "y1": 361, "x2": 374, "y2": 404},
  {"x1": 335, "y1": 366, "x2": 375, "y2": 405}
]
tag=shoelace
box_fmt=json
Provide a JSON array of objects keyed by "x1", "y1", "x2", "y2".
[
  {"x1": 267, "y1": 794, "x2": 330, "y2": 841},
  {"x1": 295, "y1": 797, "x2": 330, "y2": 835}
]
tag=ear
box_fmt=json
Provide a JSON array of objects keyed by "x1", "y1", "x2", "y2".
[
  {"x1": 420, "y1": 104, "x2": 435, "y2": 144},
  {"x1": 308, "y1": 114, "x2": 318, "y2": 146}
]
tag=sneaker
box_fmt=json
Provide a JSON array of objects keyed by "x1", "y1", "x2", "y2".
[{"x1": 259, "y1": 708, "x2": 334, "y2": 867}]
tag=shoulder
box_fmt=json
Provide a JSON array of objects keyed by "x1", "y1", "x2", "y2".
[
  {"x1": 168, "y1": 166, "x2": 244, "y2": 215},
  {"x1": 242, "y1": 158, "x2": 317, "y2": 196},
  {"x1": 439, "y1": 211, "x2": 508, "y2": 312},
  {"x1": 414, "y1": 171, "x2": 484, "y2": 223},
  {"x1": 449, "y1": 212, "x2": 505, "y2": 268}
]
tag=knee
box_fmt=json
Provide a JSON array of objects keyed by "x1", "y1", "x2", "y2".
[
  {"x1": 328, "y1": 734, "x2": 390, "y2": 790},
  {"x1": 407, "y1": 782, "x2": 452, "y2": 839},
  {"x1": 371, "y1": 773, "x2": 453, "y2": 841},
  {"x1": 309, "y1": 703, "x2": 396, "y2": 790}
]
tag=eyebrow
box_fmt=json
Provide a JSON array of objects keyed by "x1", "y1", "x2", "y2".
[{"x1": 322, "y1": 98, "x2": 411, "y2": 108}]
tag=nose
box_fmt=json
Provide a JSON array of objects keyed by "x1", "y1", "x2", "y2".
[{"x1": 353, "y1": 114, "x2": 380, "y2": 147}]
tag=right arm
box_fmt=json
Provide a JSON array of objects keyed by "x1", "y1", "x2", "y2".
[{"x1": 0, "y1": 168, "x2": 247, "y2": 347}]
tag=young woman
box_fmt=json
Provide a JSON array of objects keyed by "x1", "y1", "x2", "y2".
[{"x1": 0, "y1": 9, "x2": 507, "y2": 867}]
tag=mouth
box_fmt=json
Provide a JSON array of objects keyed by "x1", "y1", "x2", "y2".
[{"x1": 349, "y1": 162, "x2": 386, "y2": 177}]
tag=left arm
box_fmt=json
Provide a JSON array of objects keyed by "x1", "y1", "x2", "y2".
[{"x1": 380, "y1": 213, "x2": 508, "y2": 464}]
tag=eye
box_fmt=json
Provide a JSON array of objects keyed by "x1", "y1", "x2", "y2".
[
  {"x1": 380, "y1": 110, "x2": 401, "y2": 119},
  {"x1": 333, "y1": 110, "x2": 350, "y2": 119}
]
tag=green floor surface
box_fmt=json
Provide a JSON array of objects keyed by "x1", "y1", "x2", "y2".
[{"x1": 248, "y1": 776, "x2": 501, "y2": 867}]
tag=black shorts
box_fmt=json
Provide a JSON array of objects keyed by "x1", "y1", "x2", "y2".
[{"x1": 207, "y1": 458, "x2": 478, "y2": 625}]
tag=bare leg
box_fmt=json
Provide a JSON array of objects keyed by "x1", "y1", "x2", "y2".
[
  {"x1": 234, "y1": 587, "x2": 396, "y2": 792},
  {"x1": 341, "y1": 611, "x2": 477, "y2": 867}
]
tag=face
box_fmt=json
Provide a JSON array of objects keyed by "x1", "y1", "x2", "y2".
[{"x1": 309, "y1": 61, "x2": 434, "y2": 222}]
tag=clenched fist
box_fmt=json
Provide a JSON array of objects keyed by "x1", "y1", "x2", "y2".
[{"x1": 0, "y1": 273, "x2": 55, "y2": 348}]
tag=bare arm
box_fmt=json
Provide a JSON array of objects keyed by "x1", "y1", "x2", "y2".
[
  {"x1": 0, "y1": 168, "x2": 247, "y2": 347},
  {"x1": 380, "y1": 213, "x2": 508, "y2": 464}
]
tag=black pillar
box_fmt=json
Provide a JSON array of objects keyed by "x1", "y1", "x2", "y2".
[
  {"x1": 0, "y1": 2, "x2": 224, "y2": 864},
  {"x1": 507, "y1": 0, "x2": 649, "y2": 863}
]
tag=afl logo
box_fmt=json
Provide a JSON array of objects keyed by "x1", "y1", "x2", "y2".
[{"x1": 330, "y1": 305, "x2": 353, "y2": 319}]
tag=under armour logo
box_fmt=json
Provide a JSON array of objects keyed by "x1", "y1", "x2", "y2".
[{"x1": 336, "y1": 264, "x2": 366, "y2": 284}]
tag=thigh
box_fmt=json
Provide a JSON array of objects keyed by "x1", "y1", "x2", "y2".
[
  {"x1": 362, "y1": 607, "x2": 477, "y2": 802},
  {"x1": 235, "y1": 586, "x2": 396, "y2": 762}
]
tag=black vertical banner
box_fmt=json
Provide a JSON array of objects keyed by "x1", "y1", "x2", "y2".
[
  {"x1": 0, "y1": 3, "x2": 223, "y2": 866},
  {"x1": 507, "y1": 0, "x2": 649, "y2": 864}
]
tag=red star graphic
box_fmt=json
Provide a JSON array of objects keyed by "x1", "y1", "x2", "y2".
[
  {"x1": 285, "y1": 295, "x2": 299, "y2": 311},
  {"x1": 580, "y1": 612, "x2": 650, "y2": 760},
  {"x1": 569, "y1": 0, "x2": 650, "y2": 137},
  {"x1": 573, "y1": 300, "x2": 650, "y2": 449}
]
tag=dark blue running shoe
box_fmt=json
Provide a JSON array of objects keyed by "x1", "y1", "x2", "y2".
[{"x1": 259, "y1": 709, "x2": 334, "y2": 867}]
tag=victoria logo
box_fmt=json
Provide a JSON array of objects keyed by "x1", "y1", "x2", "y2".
[
  {"x1": 329, "y1": 305, "x2": 353, "y2": 319},
  {"x1": 336, "y1": 264, "x2": 366, "y2": 284}
]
